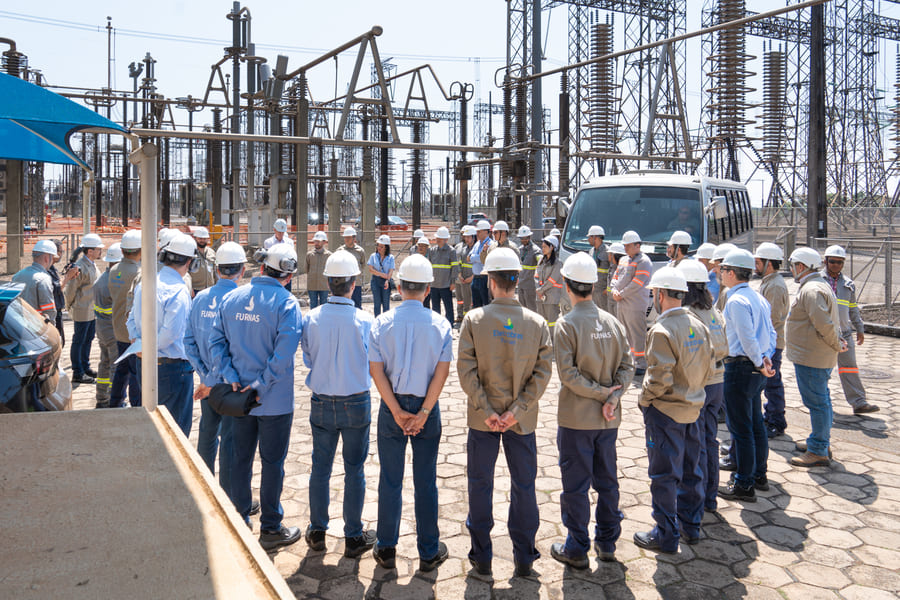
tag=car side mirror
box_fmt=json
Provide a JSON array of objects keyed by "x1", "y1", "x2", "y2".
[
  {"x1": 556, "y1": 197, "x2": 570, "y2": 219},
  {"x1": 707, "y1": 196, "x2": 727, "y2": 220}
]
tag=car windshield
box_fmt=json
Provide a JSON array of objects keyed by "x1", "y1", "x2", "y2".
[
  {"x1": 563, "y1": 186, "x2": 703, "y2": 252},
  {"x1": 0, "y1": 298, "x2": 48, "y2": 359}
]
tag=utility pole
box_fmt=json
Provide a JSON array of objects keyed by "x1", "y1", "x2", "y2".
[{"x1": 807, "y1": 3, "x2": 827, "y2": 244}]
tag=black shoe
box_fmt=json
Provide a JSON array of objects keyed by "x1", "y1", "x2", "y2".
[
  {"x1": 419, "y1": 542, "x2": 448, "y2": 572},
  {"x1": 633, "y1": 531, "x2": 676, "y2": 554},
  {"x1": 72, "y1": 374, "x2": 96, "y2": 384},
  {"x1": 754, "y1": 475, "x2": 770, "y2": 491},
  {"x1": 633, "y1": 368, "x2": 646, "y2": 377},
  {"x1": 718, "y1": 481, "x2": 756, "y2": 502},
  {"x1": 85, "y1": 368, "x2": 98, "y2": 378},
  {"x1": 468, "y1": 557, "x2": 492, "y2": 577},
  {"x1": 716, "y1": 408, "x2": 727, "y2": 424},
  {"x1": 795, "y1": 441, "x2": 833, "y2": 458},
  {"x1": 550, "y1": 542, "x2": 589, "y2": 569},
  {"x1": 853, "y1": 402, "x2": 880, "y2": 415},
  {"x1": 765, "y1": 424, "x2": 785, "y2": 439},
  {"x1": 373, "y1": 545, "x2": 396, "y2": 570},
  {"x1": 344, "y1": 530, "x2": 376, "y2": 558},
  {"x1": 719, "y1": 440, "x2": 732, "y2": 455},
  {"x1": 594, "y1": 541, "x2": 616, "y2": 562},
  {"x1": 514, "y1": 561, "x2": 535, "y2": 577},
  {"x1": 719, "y1": 456, "x2": 736, "y2": 472},
  {"x1": 259, "y1": 525, "x2": 301, "y2": 550},
  {"x1": 249, "y1": 500, "x2": 261, "y2": 516},
  {"x1": 305, "y1": 526, "x2": 326, "y2": 551}
]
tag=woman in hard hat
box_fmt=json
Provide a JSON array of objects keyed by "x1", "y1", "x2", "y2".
[
  {"x1": 64, "y1": 233, "x2": 105, "y2": 384},
  {"x1": 535, "y1": 236, "x2": 564, "y2": 331},
  {"x1": 368, "y1": 235, "x2": 395, "y2": 317}
]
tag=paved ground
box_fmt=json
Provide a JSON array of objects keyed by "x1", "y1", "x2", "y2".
[{"x1": 65, "y1": 299, "x2": 900, "y2": 599}]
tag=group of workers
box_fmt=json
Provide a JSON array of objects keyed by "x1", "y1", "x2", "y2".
[{"x1": 10, "y1": 213, "x2": 876, "y2": 571}]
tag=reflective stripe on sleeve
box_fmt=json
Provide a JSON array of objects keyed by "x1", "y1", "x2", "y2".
[
  {"x1": 597, "y1": 268, "x2": 609, "y2": 274},
  {"x1": 522, "y1": 265, "x2": 537, "y2": 270},
  {"x1": 38, "y1": 303, "x2": 55, "y2": 311},
  {"x1": 94, "y1": 304, "x2": 113, "y2": 315}
]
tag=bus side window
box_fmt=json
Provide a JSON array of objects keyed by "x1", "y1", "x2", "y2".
[
  {"x1": 726, "y1": 191, "x2": 735, "y2": 238},
  {"x1": 707, "y1": 189, "x2": 722, "y2": 243},
  {"x1": 742, "y1": 190, "x2": 753, "y2": 230}
]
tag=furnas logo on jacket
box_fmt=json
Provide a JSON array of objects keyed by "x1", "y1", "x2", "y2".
[
  {"x1": 200, "y1": 295, "x2": 219, "y2": 319},
  {"x1": 236, "y1": 295, "x2": 260, "y2": 322},
  {"x1": 209, "y1": 296, "x2": 218, "y2": 310},
  {"x1": 592, "y1": 322, "x2": 613, "y2": 340}
]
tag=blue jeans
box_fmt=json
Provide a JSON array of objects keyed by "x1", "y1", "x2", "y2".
[
  {"x1": 794, "y1": 364, "x2": 833, "y2": 457},
  {"x1": 351, "y1": 285, "x2": 362, "y2": 309},
  {"x1": 724, "y1": 360, "x2": 768, "y2": 489},
  {"x1": 558, "y1": 427, "x2": 621, "y2": 556},
  {"x1": 430, "y1": 287, "x2": 454, "y2": 325},
  {"x1": 699, "y1": 382, "x2": 724, "y2": 510},
  {"x1": 309, "y1": 392, "x2": 371, "y2": 538},
  {"x1": 371, "y1": 276, "x2": 390, "y2": 316},
  {"x1": 471, "y1": 275, "x2": 489, "y2": 308},
  {"x1": 140, "y1": 358, "x2": 194, "y2": 437},
  {"x1": 309, "y1": 290, "x2": 329, "y2": 310},
  {"x1": 376, "y1": 395, "x2": 441, "y2": 559},
  {"x1": 232, "y1": 412, "x2": 293, "y2": 531},
  {"x1": 70, "y1": 320, "x2": 95, "y2": 377},
  {"x1": 643, "y1": 405, "x2": 703, "y2": 552},
  {"x1": 467, "y1": 428, "x2": 540, "y2": 565},
  {"x1": 198, "y1": 397, "x2": 234, "y2": 498},
  {"x1": 110, "y1": 340, "x2": 141, "y2": 408},
  {"x1": 763, "y1": 348, "x2": 786, "y2": 431}
]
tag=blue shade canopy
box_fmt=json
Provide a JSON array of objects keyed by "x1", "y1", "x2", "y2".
[{"x1": 0, "y1": 72, "x2": 126, "y2": 168}]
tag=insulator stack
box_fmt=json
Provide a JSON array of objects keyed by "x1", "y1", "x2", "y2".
[
  {"x1": 761, "y1": 50, "x2": 787, "y2": 164},
  {"x1": 892, "y1": 52, "x2": 900, "y2": 162},
  {"x1": 589, "y1": 20, "x2": 618, "y2": 153},
  {"x1": 2, "y1": 49, "x2": 24, "y2": 77},
  {"x1": 502, "y1": 77, "x2": 513, "y2": 179},
  {"x1": 707, "y1": 0, "x2": 756, "y2": 142}
]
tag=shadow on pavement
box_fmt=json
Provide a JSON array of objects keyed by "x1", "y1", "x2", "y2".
[
  {"x1": 289, "y1": 552, "x2": 364, "y2": 598},
  {"x1": 832, "y1": 412, "x2": 888, "y2": 439}
]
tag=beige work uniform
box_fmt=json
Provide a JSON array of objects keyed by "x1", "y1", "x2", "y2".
[
  {"x1": 535, "y1": 257, "x2": 564, "y2": 329},
  {"x1": 613, "y1": 251, "x2": 652, "y2": 370},
  {"x1": 64, "y1": 254, "x2": 100, "y2": 323},
  {"x1": 342, "y1": 243, "x2": 367, "y2": 286},
  {"x1": 785, "y1": 273, "x2": 842, "y2": 369},
  {"x1": 516, "y1": 241, "x2": 541, "y2": 312},
  {"x1": 686, "y1": 306, "x2": 728, "y2": 386},
  {"x1": 455, "y1": 241, "x2": 474, "y2": 320},
  {"x1": 190, "y1": 245, "x2": 217, "y2": 292},
  {"x1": 109, "y1": 257, "x2": 141, "y2": 344},
  {"x1": 590, "y1": 243, "x2": 610, "y2": 312},
  {"x1": 305, "y1": 248, "x2": 332, "y2": 292},
  {"x1": 824, "y1": 272, "x2": 868, "y2": 408}
]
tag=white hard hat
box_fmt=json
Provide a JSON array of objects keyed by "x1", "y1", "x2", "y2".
[
  {"x1": 157, "y1": 228, "x2": 177, "y2": 251},
  {"x1": 413, "y1": 228, "x2": 425, "y2": 238},
  {"x1": 476, "y1": 220, "x2": 492, "y2": 231},
  {"x1": 667, "y1": 230, "x2": 692, "y2": 246},
  {"x1": 435, "y1": 226, "x2": 450, "y2": 239},
  {"x1": 342, "y1": 226, "x2": 357, "y2": 237},
  {"x1": 649, "y1": 266, "x2": 688, "y2": 292},
  {"x1": 274, "y1": 219, "x2": 288, "y2": 233},
  {"x1": 722, "y1": 249, "x2": 756, "y2": 270},
  {"x1": 621, "y1": 230, "x2": 641, "y2": 244},
  {"x1": 695, "y1": 242, "x2": 717, "y2": 260},
  {"x1": 33, "y1": 239, "x2": 58, "y2": 255},
  {"x1": 550, "y1": 228, "x2": 561, "y2": 237},
  {"x1": 789, "y1": 247, "x2": 823, "y2": 269},
  {"x1": 462, "y1": 225, "x2": 477, "y2": 237},
  {"x1": 164, "y1": 232, "x2": 198, "y2": 258},
  {"x1": 417, "y1": 237, "x2": 430, "y2": 246},
  {"x1": 104, "y1": 242, "x2": 123, "y2": 263},
  {"x1": 215, "y1": 241, "x2": 247, "y2": 265},
  {"x1": 754, "y1": 242, "x2": 784, "y2": 261},
  {"x1": 608, "y1": 242, "x2": 626, "y2": 255},
  {"x1": 588, "y1": 225, "x2": 605, "y2": 237},
  {"x1": 711, "y1": 242, "x2": 738, "y2": 262},
  {"x1": 484, "y1": 247, "x2": 521, "y2": 272},
  {"x1": 561, "y1": 252, "x2": 599, "y2": 284},
  {"x1": 262, "y1": 243, "x2": 298, "y2": 273},
  {"x1": 518, "y1": 225, "x2": 533, "y2": 238},
  {"x1": 824, "y1": 245, "x2": 847, "y2": 259},
  {"x1": 193, "y1": 226, "x2": 211, "y2": 239},
  {"x1": 377, "y1": 234, "x2": 391, "y2": 246},
  {"x1": 398, "y1": 254, "x2": 434, "y2": 283},
  {"x1": 312, "y1": 231, "x2": 328, "y2": 242},
  {"x1": 677, "y1": 259, "x2": 710, "y2": 283},
  {"x1": 543, "y1": 236, "x2": 559, "y2": 249},
  {"x1": 81, "y1": 233, "x2": 104, "y2": 249},
  {"x1": 323, "y1": 249, "x2": 361, "y2": 277},
  {"x1": 121, "y1": 229, "x2": 142, "y2": 250},
  {"x1": 493, "y1": 220, "x2": 510, "y2": 232}
]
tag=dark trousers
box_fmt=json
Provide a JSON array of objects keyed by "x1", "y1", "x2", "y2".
[
  {"x1": 198, "y1": 398, "x2": 234, "y2": 498},
  {"x1": 699, "y1": 382, "x2": 724, "y2": 510},
  {"x1": 110, "y1": 340, "x2": 141, "y2": 408},
  {"x1": 70, "y1": 320, "x2": 95, "y2": 377},
  {"x1": 762, "y1": 348, "x2": 786, "y2": 431},
  {"x1": 138, "y1": 358, "x2": 194, "y2": 436},
  {"x1": 643, "y1": 405, "x2": 703, "y2": 552},
  {"x1": 351, "y1": 285, "x2": 363, "y2": 309},
  {"x1": 558, "y1": 427, "x2": 622, "y2": 556},
  {"x1": 467, "y1": 428, "x2": 540, "y2": 565},
  {"x1": 724, "y1": 360, "x2": 768, "y2": 489},
  {"x1": 430, "y1": 286, "x2": 454, "y2": 325},
  {"x1": 371, "y1": 276, "x2": 390, "y2": 316},
  {"x1": 471, "y1": 275, "x2": 489, "y2": 308},
  {"x1": 232, "y1": 412, "x2": 293, "y2": 532},
  {"x1": 308, "y1": 290, "x2": 329, "y2": 310}
]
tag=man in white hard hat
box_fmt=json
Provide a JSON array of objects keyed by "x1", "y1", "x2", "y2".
[
  {"x1": 190, "y1": 226, "x2": 217, "y2": 294},
  {"x1": 368, "y1": 254, "x2": 453, "y2": 572},
  {"x1": 13, "y1": 239, "x2": 60, "y2": 324},
  {"x1": 516, "y1": 225, "x2": 541, "y2": 312},
  {"x1": 695, "y1": 243, "x2": 719, "y2": 304},
  {"x1": 455, "y1": 225, "x2": 477, "y2": 322},
  {"x1": 823, "y1": 245, "x2": 878, "y2": 414},
  {"x1": 427, "y1": 226, "x2": 459, "y2": 325},
  {"x1": 711, "y1": 243, "x2": 737, "y2": 311},
  {"x1": 264, "y1": 218, "x2": 294, "y2": 250},
  {"x1": 716, "y1": 249, "x2": 776, "y2": 502},
  {"x1": 469, "y1": 220, "x2": 496, "y2": 308},
  {"x1": 458, "y1": 247, "x2": 552, "y2": 578},
  {"x1": 611, "y1": 230, "x2": 653, "y2": 375},
  {"x1": 306, "y1": 231, "x2": 332, "y2": 309},
  {"x1": 300, "y1": 250, "x2": 377, "y2": 559},
  {"x1": 549, "y1": 252, "x2": 633, "y2": 569},
  {"x1": 634, "y1": 267, "x2": 713, "y2": 554},
  {"x1": 550, "y1": 227, "x2": 561, "y2": 238},
  {"x1": 127, "y1": 233, "x2": 198, "y2": 436},
  {"x1": 109, "y1": 229, "x2": 143, "y2": 408},
  {"x1": 409, "y1": 228, "x2": 425, "y2": 256},
  {"x1": 754, "y1": 243, "x2": 791, "y2": 438},
  {"x1": 63, "y1": 233, "x2": 105, "y2": 383},
  {"x1": 209, "y1": 243, "x2": 303, "y2": 550},
  {"x1": 341, "y1": 226, "x2": 366, "y2": 309},
  {"x1": 92, "y1": 243, "x2": 122, "y2": 408},
  {"x1": 786, "y1": 247, "x2": 845, "y2": 468},
  {"x1": 586, "y1": 225, "x2": 610, "y2": 312},
  {"x1": 492, "y1": 220, "x2": 513, "y2": 249},
  {"x1": 666, "y1": 230, "x2": 693, "y2": 266}
]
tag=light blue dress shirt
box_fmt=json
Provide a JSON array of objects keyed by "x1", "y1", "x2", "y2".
[
  {"x1": 469, "y1": 237, "x2": 489, "y2": 275},
  {"x1": 367, "y1": 252, "x2": 395, "y2": 276},
  {"x1": 301, "y1": 296, "x2": 374, "y2": 396},
  {"x1": 128, "y1": 266, "x2": 192, "y2": 360},
  {"x1": 723, "y1": 282, "x2": 777, "y2": 368},
  {"x1": 184, "y1": 278, "x2": 238, "y2": 386},
  {"x1": 368, "y1": 299, "x2": 453, "y2": 398},
  {"x1": 708, "y1": 269, "x2": 720, "y2": 304}
]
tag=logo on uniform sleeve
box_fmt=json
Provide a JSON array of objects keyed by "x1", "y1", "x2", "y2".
[{"x1": 237, "y1": 295, "x2": 260, "y2": 322}]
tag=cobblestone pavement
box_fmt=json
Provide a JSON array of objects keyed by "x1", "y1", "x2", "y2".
[{"x1": 66, "y1": 304, "x2": 900, "y2": 599}]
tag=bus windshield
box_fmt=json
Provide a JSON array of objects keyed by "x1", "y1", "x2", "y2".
[{"x1": 563, "y1": 186, "x2": 703, "y2": 252}]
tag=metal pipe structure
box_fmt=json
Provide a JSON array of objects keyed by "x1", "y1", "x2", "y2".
[{"x1": 280, "y1": 26, "x2": 384, "y2": 80}]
